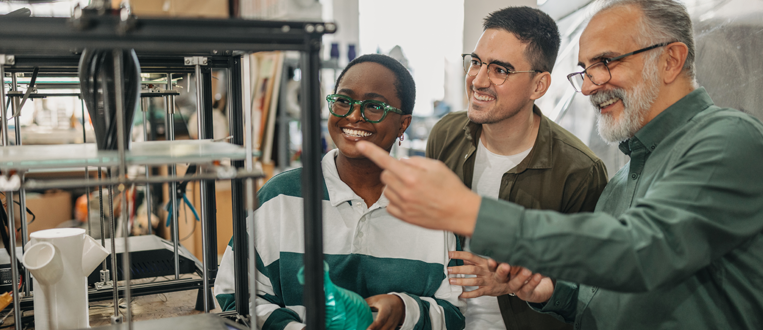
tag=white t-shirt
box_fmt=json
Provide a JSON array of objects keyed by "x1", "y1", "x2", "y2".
[
  {"x1": 464, "y1": 139, "x2": 532, "y2": 330},
  {"x1": 471, "y1": 139, "x2": 532, "y2": 200}
]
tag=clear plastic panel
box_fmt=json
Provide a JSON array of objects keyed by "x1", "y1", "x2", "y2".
[{"x1": 0, "y1": 140, "x2": 259, "y2": 170}]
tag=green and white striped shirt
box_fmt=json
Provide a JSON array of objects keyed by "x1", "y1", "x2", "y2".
[{"x1": 215, "y1": 149, "x2": 466, "y2": 330}]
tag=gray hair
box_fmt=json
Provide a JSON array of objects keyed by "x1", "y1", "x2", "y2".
[{"x1": 595, "y1": 0, "x2": 696, "y2": 83}]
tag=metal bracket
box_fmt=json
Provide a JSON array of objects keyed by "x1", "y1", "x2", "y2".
[
  {"x1": 95, "y1": 269, "x2": 114, "y2": 290},
  {"x1": 110, "y1": 315, "x2": 123, "y2": 324},
  {"x1": 304, "y1": 23, "x2": 336, "y2": 34},
  {"x1": 69, "y1": 4, "x2": 95, "y2": 31},
  {"x1": 215, "y1": 165, "x2": 238, "y2": 179},
  {"x1": 0, "y1": 174, "x2": 21, "y2": 191},
  {"x1": 0, "y1": 55, "x2": 15, "y2": 65},
  {"x1": 117, "y1": 7, "x2": 137, "y2": 35},
  {"x1": 184, "y1": 57, "x2": 208, "y2": 66}
]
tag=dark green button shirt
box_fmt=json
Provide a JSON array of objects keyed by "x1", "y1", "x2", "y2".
[
  {"x1": 471, "y1": 88, "x2": 763, "y2": 329},
  {"x1": 427, "y1": 106, "x2": 608, "y2": 330}
]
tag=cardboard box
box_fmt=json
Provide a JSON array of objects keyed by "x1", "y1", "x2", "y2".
[
  {"x1": 114, "y1": 0, "x2": 229, "y2": 18},
  {"x1": 12, "y1": 190, "x2": 73, "y2": 241}
]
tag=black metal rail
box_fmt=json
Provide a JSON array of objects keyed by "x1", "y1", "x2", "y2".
[
  {"x1": 17, "y1": 278, "x2": 207, "y2": 309},
  {"x1": 227, "y1": 56, "x2": 249, "y2": 317},
  {"x1": 300, "y1": 35, "x2": 326, "y2": 330},
  {"x1": 0, "y1": 16, "x2": 334, "y2": 54}
]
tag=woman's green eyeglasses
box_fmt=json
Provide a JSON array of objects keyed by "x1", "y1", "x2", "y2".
[{"x1": 326, "y1": 94, "x2": 404, "y2": 123}]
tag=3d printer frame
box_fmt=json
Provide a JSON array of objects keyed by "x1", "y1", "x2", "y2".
[{"x1": 0, "y1": 12, "x2": 333, "y2": 330}]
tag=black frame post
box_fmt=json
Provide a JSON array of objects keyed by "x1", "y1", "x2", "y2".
[
  {"x1": 300, "y1": 33, "x2": 325, "y2": 330},
  {"x1": 227, "y1": 55, "x2": 249, "y2": 317},
  {"x1": 200, "y1": 66, "x2": 218, "y2": 310}
]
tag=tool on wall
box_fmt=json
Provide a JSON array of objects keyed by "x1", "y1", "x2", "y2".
[{"x1": 165, "y1": 164, "x2": 201, "y2": 235}]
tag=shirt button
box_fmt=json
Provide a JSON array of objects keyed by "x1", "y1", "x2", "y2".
[
  {"x1": 631, "y1": 173, "x2": 638, "y2": 180},
  {"x1": 650, "y1": 144, "x2": 656, "y2": 150},
  {"x1": 554, "y1": 301, "x2": 560, "y2": 306},
  {"x1": 591, "y1": 287, "x2": 596, "y2": 292}
]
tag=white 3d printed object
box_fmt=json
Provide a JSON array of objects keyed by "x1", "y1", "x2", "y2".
[{"x1": 22, "y1": 228, "x2": 109, "y2": 330}]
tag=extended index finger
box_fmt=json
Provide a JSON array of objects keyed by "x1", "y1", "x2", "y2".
[
  {"x1": 449, "y1": 251, "x2": 487, "y2": 264},
  {"x1": 357, "y1": 141, "x2": 411, "y2": 176}
]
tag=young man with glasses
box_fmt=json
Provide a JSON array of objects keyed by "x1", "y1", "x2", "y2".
[
  {"x1": 425, "y1": 6, "x2": 608, "y2": 330},
  {"x1": 356, "y1": 0, "x2": 763, "y2": 329}
]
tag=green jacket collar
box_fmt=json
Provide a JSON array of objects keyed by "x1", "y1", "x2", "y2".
[
  {"x1": 619, "y1": 87, "x2": 714, "y2": 156},
  {"x1": 462, "y1": 105, "x2": 553, "y2": 173}
]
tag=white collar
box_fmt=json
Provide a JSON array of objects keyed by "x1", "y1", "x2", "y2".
[{"x1": 322, "y1": 149, "x2": 389, "y2": 209}]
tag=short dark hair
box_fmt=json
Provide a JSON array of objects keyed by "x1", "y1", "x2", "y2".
[
  {"x1": 483, "y1": 6, "x2": 561, "y2": 73},
  {"x1": 334, "y1": 54, "x2": 416, "y2": 115}
]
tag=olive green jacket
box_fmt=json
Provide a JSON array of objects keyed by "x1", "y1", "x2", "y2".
[
  {"x1": 471, "y1": 88, "x2": 763, "y2": 329},
  {"x1": 426, "y1": 106, "x2": 608, "y2": 330}
]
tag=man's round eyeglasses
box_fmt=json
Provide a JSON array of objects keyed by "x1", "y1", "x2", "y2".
[
  {"x1": 325, "y1": 94, "x2": 404, "y2": 123},
  {"x1": 462, "y1": 54, "x2": 542, "y2": 86},
  {"x1": 566, "y1": 42, "x2": 672, "y2": 92}
]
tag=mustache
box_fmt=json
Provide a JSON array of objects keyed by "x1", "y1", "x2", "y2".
[
  {"x1": 471, "y1": 86, "x2": 496, "y2": 98},
  {"x1": 589, "y1": 88, "x2": 626, "y2": 109}
]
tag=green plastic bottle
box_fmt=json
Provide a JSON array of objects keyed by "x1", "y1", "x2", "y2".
[{"x1": 298, "y1": 262, "x2": 374, "y2": 330}]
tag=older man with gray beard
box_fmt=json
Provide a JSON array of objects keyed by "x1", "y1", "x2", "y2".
[
  {"x1": 353, "y1": 0, "x2": 763, "y2": 329},
  {"x1": 586, "y1": 45, "x2": 662, "y2": 143}
]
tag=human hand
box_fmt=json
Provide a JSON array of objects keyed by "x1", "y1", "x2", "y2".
[
  {"x1": 447, "y1": 251, "x2": 515, "y2": 298},
  {"x1": 356, "y1": 141, "x2": 481, "y2": 236},
  {"x1": 365, "y1": 294, "x2": 405, "y2": 330},
  {"x1": 504, "y1": 264, "x2": 555, "y2": 304}
]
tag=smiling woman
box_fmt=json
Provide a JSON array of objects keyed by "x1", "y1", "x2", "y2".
[
  {"x1": 214, "y1": 54, "x2": 466, "y2": 330},
  {"x1": 329, "y1": 56, "x2": 413, "y2": 162}
]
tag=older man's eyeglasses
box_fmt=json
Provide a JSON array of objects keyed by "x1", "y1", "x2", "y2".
[
  {"x1": 462, "y1": 54, "x2": 542, "y2": 86},
  {"x1": 326, "y1": 94, "x2": 404, "y2": 123},
  {"x1": 566, "y1": 42, "x2": 672, "y2": 92}
]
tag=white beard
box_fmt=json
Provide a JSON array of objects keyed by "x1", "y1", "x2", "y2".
[{"x1": 592, "y1": 54, "x2": 662, "y2": 144}]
